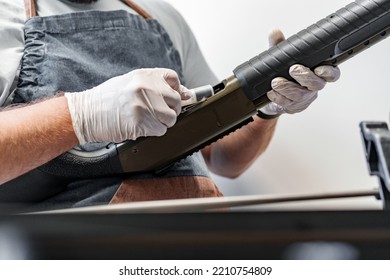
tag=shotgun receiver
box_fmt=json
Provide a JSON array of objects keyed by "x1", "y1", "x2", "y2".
[{"x1": 2, "y1": 0, "x2": 390, "y2": 196}]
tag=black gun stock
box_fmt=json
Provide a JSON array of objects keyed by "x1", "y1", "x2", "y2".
[
  {"x1": 2, "y1": 0, "x2": 390, "y2": 202},
  {"x1": 116, "y1": 0, "x2": 390, "y2": 174}
]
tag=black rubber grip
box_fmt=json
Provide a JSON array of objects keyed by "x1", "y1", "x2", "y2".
[
  {"x1": 38, "y1": 143, "x2": 121, "y2": 178},
  {"x1": 233, "y1": 0, "x2": 390, "y2": 103}
]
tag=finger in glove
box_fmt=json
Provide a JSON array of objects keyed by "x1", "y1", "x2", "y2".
[
  {"x1": 314, "y1": 65, "x2": 341, "y2": 82},
  {"x1": 267, "y1": 88, "x2": 318, "y2": 114},
  {"x1": 271, "y1": 77, "x2": 317, "y2": 102},
  {"x1": 289, "y1": 64, "x2": 327, "y2": 91},
  {"x1": 268, "y1": 29, "x2": 285, "y2": 47}
]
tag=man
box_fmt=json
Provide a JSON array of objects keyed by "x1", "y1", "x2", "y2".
[{"x1": 0, "y1": 0, "x2": 340, "y2": 210}]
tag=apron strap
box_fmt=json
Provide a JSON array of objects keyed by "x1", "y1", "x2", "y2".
[
  {"x1": 23, "y1": 0, "x2": 153, "y2": 20},
  {"x1": 122, "y1": 0, "x2": 152, "y2": 20},
  {"x1": 24, "y1": 0, "x2": 36, "y2": 20}
]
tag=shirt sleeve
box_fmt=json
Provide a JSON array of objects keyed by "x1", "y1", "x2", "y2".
[
  {"x1": 0, "y1": 0, "x2": 25, "y2": 107},
  {"x1": 139, "y1": 0, "x2": 219, "y2": 88}
]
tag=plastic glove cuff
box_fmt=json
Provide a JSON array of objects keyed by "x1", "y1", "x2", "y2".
[
  {"x1": 257, "y1": 102, "x2": 284, "y2": 119},
  {"x1": 256, "y1": 110, "x2": 282, "y2": 120}
]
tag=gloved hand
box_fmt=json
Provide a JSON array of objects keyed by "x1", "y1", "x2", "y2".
[
  {"x1": 259, "y1": 29, "x2": 341, "y2": 117},
  {"x1": 65, "y1": 68, "x2": 192, "y2": 144}
]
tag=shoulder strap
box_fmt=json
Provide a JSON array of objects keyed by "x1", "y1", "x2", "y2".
[
  {"x1": 24, "y1": 0, "x2": 36, "y2": 20},
  {"x1": 23, "y1": 0, "x2": 152, "y2": 20},
  {"x1": 122, "y1": 0, "x2": 152, "y2": 19}
]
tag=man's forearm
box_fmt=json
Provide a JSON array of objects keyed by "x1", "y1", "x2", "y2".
[
  {"x1": 0, "y1": 96, "x2": 78, "y2": 184},
  {"x1": 202, "y1": 116, "x2": 277, "y2": 178}
]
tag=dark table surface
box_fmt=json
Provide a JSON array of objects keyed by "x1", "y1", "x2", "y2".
[{"x1": 0, "y1": 210, "x2": 389, "y2": 259}]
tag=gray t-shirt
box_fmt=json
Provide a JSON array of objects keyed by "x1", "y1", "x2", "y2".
[{"x1": 0, "y1": 0, "x2": 219, "y2": 106}]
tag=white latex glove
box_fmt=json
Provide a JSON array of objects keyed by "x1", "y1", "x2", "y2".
[
  {"x1": 65, "y1": 68, "x2": 192, "y2": 144},
  {"x1": 259, "y1": 29, "x2": 341, "y2": 116}
]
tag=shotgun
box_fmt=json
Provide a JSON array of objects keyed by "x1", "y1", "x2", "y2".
[
  {"x1": 112, "y1": 0, "x2": 390, "y2": 175},
  {"x1": 1, "y1": 0, "x2": 390, "y2": 202}
]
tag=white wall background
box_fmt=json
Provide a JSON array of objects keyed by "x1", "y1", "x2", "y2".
[{"x1": 166, "y1": 0, "x2": 390, "y2": 209}]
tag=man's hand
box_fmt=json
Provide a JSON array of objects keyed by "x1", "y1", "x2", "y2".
[
  {"x1": 259, "y1": 29, "x2": 341, "y2": 117},
  {"x1": 65, "y1": 68, "x2": 192, "y2": 144}
]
